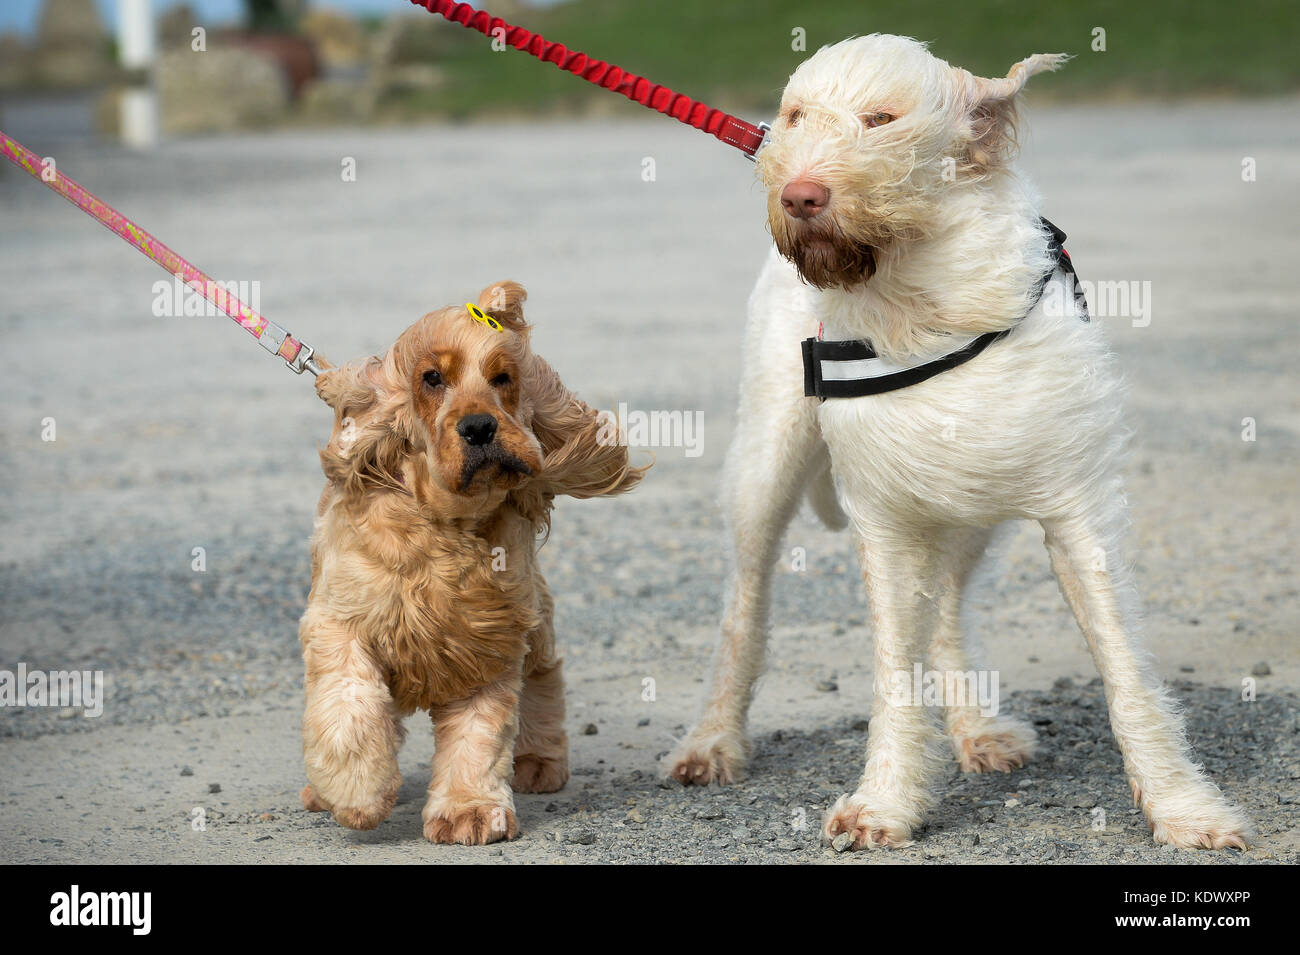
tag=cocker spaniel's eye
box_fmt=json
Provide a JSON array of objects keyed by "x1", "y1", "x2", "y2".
[
  {"x1": 862, "y1": 111, "x2": 895, "y2": 128},
  {"x1": 490, "y1": 372, "x2": 511, "y2": 388},
  {"x1": 423, "y1": 369, "x2": 442, "y2": 389},
  {"x1": 786, "y1": 107, "x2": 803, "y2": 127}
]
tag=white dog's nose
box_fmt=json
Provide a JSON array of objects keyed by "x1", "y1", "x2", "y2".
[{"x1": 780, "y1": 179, "x2": 830, "y2": 218}]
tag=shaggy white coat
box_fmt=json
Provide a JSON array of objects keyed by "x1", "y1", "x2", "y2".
[{"x1": 668, "y1": 35, "x2": 1250, "y2": 850}]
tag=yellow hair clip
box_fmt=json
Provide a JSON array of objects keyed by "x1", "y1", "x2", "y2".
[{"x1": 465, "y1": 303, "x2": 504, "y2": 333}]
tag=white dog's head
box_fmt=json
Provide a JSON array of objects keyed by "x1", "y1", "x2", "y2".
[{"x1": 758, "y1": 35, "x2": 1067, "y2": 290}]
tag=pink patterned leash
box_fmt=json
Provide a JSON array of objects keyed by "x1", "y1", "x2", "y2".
[{"x1": 1, "y1": 130, "x2": 324, "y2": 376}]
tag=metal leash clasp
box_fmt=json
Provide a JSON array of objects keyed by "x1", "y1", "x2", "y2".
[
  {"x1": 260, "y1": 320, "x2": 324, "y2": 377},
  {"x1": 287, "y1": 342, "x2": 324, "y2": 377}
]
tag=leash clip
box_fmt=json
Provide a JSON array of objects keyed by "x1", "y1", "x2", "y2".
[{"x1": 287, "y1": 342, "x2": 324, "y2": 377}]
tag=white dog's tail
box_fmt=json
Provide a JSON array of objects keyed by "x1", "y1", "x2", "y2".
[{"x1": 806, "y1": 457, "x2": 848, "y2": 531}]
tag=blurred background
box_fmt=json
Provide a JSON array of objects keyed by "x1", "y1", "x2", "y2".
[{"x1": 1, "y1": 0, "x2": 1298, "y2": 144}]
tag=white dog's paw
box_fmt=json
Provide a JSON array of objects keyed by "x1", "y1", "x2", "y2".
[
  {"x1": 950, "y1": 715, "x2": 1038, "y2": 773},
  {"x1": 1147, "y1": 797, "x2": 1253, "y2": 850},
  {"x1": 666, "y1": 729, "x2": 750, "y2": 786},
  {"x1": 822, "y1": 793, "x2": 918, "y2": 850}
]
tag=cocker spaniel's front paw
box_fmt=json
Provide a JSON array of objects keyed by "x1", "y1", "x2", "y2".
[
  {"x1": 303, "y1": 777, "x2": 399, "y2": 830},
  {"x1": 423, "y1": 801, "x2": 519, "y2": 845},
  {"x1": 333, "y1": 804, "x2": 393, "y2": 831},
  {"x1": 330, "y1": 784, "x2": 399, "y2": 831}
]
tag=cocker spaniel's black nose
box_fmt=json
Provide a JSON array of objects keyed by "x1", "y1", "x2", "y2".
[{"x1": 456, "y1": 414, "x2": 498, "y2": 447}]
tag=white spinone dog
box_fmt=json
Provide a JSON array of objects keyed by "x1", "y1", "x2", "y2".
[{"x1": 667, "y1": 35, "x2": 1250, "y2": 850}]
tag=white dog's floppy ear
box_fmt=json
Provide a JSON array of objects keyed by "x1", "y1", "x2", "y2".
[
  {"x1": 477, "y1": 280, "x2": 528, "y2": 332},
  {"x1": 958, "y1": 53, "x2": 1069, "y2": 172},
  {"x1": 968, "y1": 53, "x2": 1069, "y2": 102}
]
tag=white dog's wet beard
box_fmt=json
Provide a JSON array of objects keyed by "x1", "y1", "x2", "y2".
[
  {"x1": 458, "y1": 445, "x2": 532, "y2": 491},
  {"x1": 774, "y1": 223, "x2": 877, "y2": 289}
]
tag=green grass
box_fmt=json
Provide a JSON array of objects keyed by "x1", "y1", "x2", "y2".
[{"x1": 389, "y1": 0, "x2": 1300, "y2": 120}]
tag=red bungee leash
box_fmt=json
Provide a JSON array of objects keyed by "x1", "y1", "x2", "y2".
[{"x1": 410, "y1": 0, "x2": 771, "y2": 159}]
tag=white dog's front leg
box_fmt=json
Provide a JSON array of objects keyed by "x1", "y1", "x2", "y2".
[
  {"x1": 824, "y1": 533, "x2": 946, "y2": 849},
  {"x1": 1042, "y1": 516, "x2": 1252, "y2": 849},
  {"x1": 669, "y1": 269, "x2": 825, "y2": 786},
  {"x1": 668, "y1": 432, "x2": 826, "y2": 785},
  {"x1": 669, "y1": 422, "x2": 828, "y2": 782}
]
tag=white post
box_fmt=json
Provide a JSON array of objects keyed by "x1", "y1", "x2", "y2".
[{"x1": 117, "y1": 0, "x2": 159, "y2": 149}]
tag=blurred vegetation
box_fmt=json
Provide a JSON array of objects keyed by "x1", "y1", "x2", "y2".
[
  {"x1": 383, "y1": 0, "x2": 1300, "y2": 119},
  {"x1": 244, "y1": 0, "x2": 301, "y2": 33}
]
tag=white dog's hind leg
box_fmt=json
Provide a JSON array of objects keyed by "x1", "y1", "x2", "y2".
[
  {"x1": 1042, "y1": 516, "x2": 1252, "y2": 849},
  {"x1": 805, "y1": 453, "x2": 848, "y2": 531},
  {"x1": 824, "y1": 532, "x2": 948, "y2": 848},
  {"x1": 928, "y1": 526, "x2": 1038, "y2": 773}
]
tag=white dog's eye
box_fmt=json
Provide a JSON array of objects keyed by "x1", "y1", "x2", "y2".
[
  {"x1": 785, "y1": 107, "x2": 803, "y2": 127},
  {"x1": 862, "y1": 112, "x2": 895, "y2": 128}
]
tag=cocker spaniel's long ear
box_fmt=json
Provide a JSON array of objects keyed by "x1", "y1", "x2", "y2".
[
  {"x1": 315, "y1": 355, "x2": 379, "y2": 417},
  {"x1": 314, "y1": 357, "x2": 409, "y2": 496},
  {"x1": 524, "y1": 355, "x2": 648, "y2": 499},
  {"x1": 477, "y1": 281, "x2": 528, "y2": 333}
]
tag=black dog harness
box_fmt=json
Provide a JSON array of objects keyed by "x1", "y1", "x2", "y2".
[{"x1": 802, "y1": 218, "x2": 1087, "y2": 399}]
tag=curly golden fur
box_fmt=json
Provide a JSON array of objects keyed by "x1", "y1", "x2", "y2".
[{"x1": 297, "y1": 281, "x2": 645, "y2": 844}]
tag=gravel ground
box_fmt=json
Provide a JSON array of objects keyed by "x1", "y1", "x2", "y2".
[{"x1": 0, "y1": 101, "x2": 1297, "y2": 863}]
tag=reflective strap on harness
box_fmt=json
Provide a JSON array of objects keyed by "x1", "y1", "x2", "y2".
[{"x1": 802, "y1": 329, "x2": 1012, "y2": 399}]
